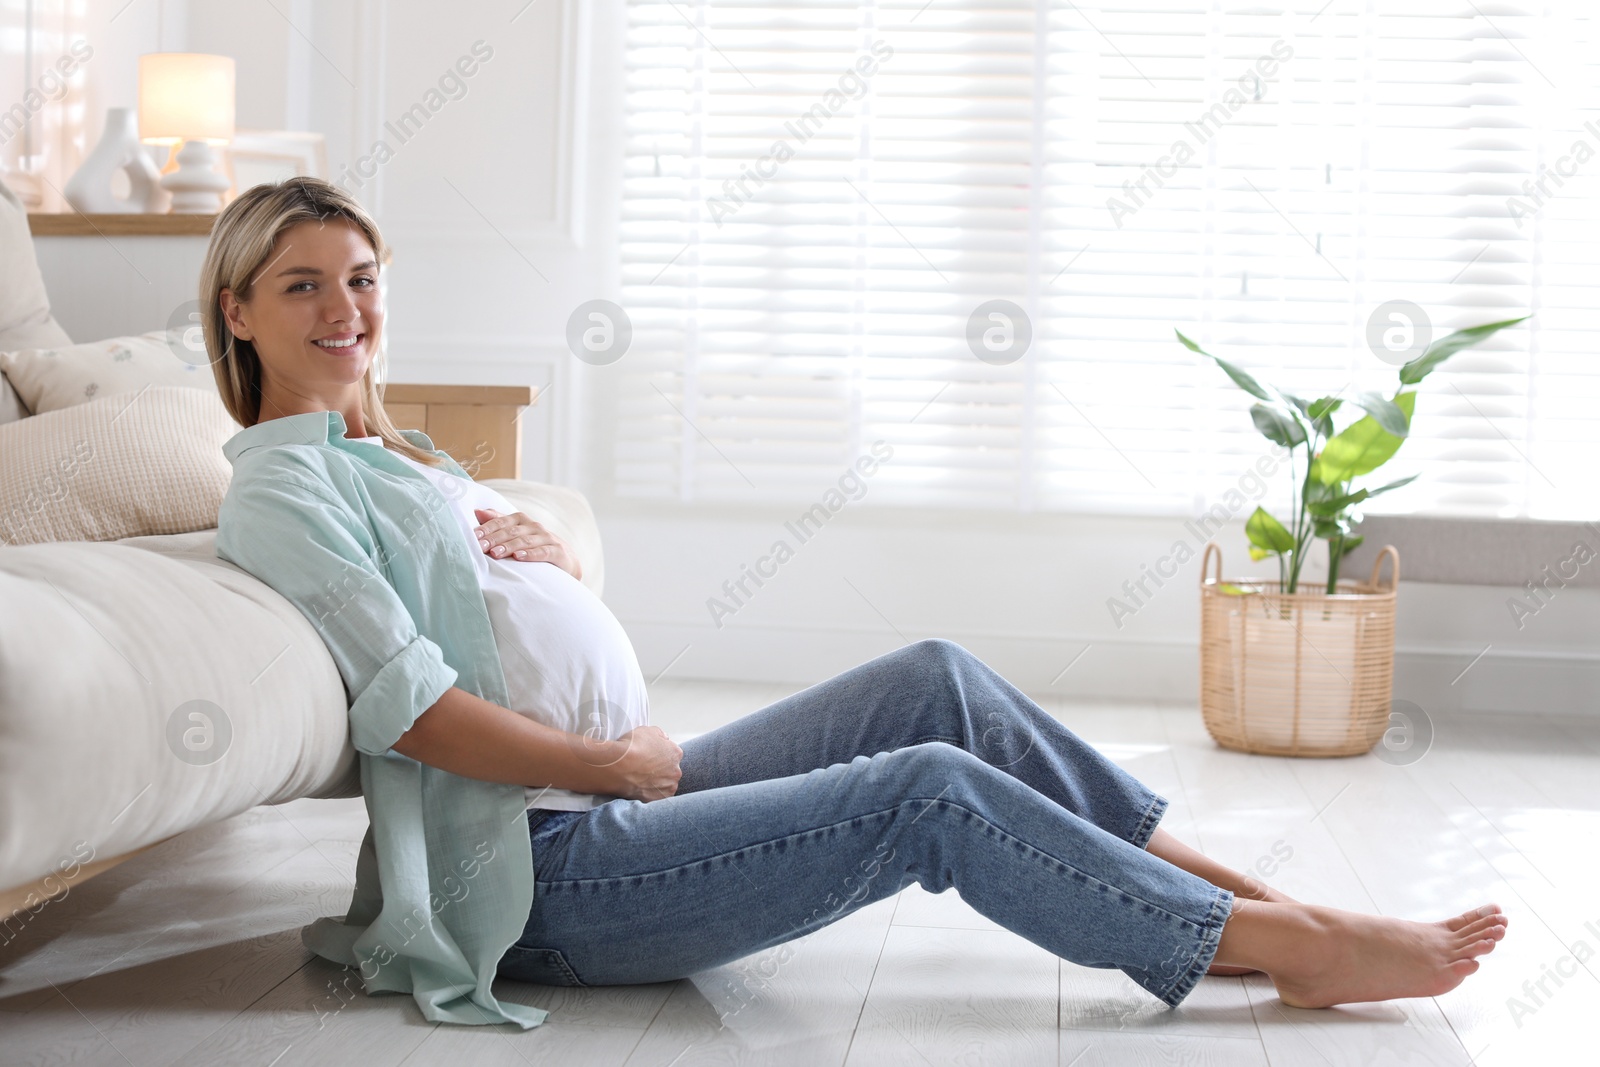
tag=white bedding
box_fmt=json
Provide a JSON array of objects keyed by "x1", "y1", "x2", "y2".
[
  {"x1": 0, "y1": 478, "x2": 605, "y2": 896},
  {"x1": 0, "y1": 529, "x2": 359, "y2": 895}
]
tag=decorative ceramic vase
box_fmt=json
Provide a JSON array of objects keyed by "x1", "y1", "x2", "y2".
[
  {"x1": 159, "y1": 140, "x2": 230, "y2": 213},
  {"x1": 64, "y1": 107, "x2": 168, "y2": 213}
]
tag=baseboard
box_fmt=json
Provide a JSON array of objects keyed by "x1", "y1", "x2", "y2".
[{"x1": 1389, "y1": 646, "x2": 1600, "y2": 718}]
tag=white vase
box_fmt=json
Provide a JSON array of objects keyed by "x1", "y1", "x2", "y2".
[{"x1": 64, "y1": 107, "x2": 168, "y2": 213}]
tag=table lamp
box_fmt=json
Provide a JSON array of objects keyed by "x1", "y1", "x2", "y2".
[{"x1": 138, "y1": 53, "x2": 235, "y2": 214}]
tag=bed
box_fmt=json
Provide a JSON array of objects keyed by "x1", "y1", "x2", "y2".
[{"x1": 0, "y1": 176, "x2": 604, "y2": 927}]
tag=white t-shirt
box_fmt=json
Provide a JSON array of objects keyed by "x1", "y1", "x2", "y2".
[{"x1": 353, "y1": 436, "x2": 650, "y2": 811}]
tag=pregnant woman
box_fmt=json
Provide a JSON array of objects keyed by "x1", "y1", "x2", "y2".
[{"x1": 209, "y1": 178, "x2": 1507, "y2": 1030}]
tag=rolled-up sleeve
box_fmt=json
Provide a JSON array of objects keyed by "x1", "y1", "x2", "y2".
[{"x1": 215, "y1": 467, "x2": 458, "y2": 755}]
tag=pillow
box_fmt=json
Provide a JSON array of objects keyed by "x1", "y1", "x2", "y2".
[
  {"x1": 0, "y1": 385, "x2": 241, "y2": 544},
  {"x1": 0, "y1": 330, "x2": 214, "y2": 416},
  {"x1": 0, "y1": 371, "x2": 27, "y2": 425},
  {"x1": 0, "y1": 173, "x2": 73, "y2": 350}
]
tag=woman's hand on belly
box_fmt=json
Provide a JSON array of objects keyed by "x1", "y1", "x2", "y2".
[
  {"x1": 473, "y1": 507, "x2": 583, "y2": 580},
  {"x1": 608, "y1": 724, "x2": 683, "y2": 802}
]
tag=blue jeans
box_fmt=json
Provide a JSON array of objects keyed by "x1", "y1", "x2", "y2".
[{"x1": 498, "y1": 639, "x2": 1234, "y2": 1006}]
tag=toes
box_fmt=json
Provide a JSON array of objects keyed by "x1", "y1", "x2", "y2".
[
  {"x1": 1452, "y1": 925, "x2": 1504, "y2": 954},
  {"x1": 1443, "y1": 904, "x2": 1504, "y2": 931},
  {"x1": 1456, "y1": 937, "x2": 1500, "y2": 961},
  {"x1": 1456, "y1": 915, "x2": 1508, "y2": 942},
  {"x1": 1448, "y1": 957, "x2": 1482, "y2": 980}
]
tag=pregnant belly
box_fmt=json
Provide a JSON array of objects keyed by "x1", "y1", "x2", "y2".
[{"x1": 481, "y1": 560, "x2": 649, "y2": 740}]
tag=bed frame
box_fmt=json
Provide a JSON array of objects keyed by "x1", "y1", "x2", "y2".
[{"x1": 0, "y1": 381, "x2": 537, "y2": 924}]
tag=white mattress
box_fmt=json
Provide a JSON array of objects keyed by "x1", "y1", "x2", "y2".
[
  {"x1": 0, "y1": 528, "x2": 360, "y2": 895},
  {"x1": 0, "y1": 477, "x2": 605, "y2": 897}
]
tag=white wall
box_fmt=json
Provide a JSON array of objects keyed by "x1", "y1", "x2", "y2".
[
  {"x1": 11, "y1": 1, "x2": 1597, "y2": 718},
  {"x1": 596, "y1": 496, "x2": 1600, "y2": 718},
  {"x1": 12, "y1": 0, "x2": 617, "y2": 492}
]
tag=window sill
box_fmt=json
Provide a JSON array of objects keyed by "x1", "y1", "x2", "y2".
[{"x1": 1343, "y1": 515, "x2": 1600, "y2": 588}]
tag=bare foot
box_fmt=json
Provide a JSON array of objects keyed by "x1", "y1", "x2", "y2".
[
  {"x1": 1262, "y1": 903, "x2": 1508, "y2": 1008},
  {"x1": 1208, "y1": 881, "x2": 1300, "y2": 976}
]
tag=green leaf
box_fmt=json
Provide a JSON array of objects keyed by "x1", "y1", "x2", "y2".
[
  {"x1": 1363, "y1": 473, "x2": 1419, "y2": 499},
  {"x1": 1280, "y1": 391, "x2": 1333, "y2": 438},
  {"x1": 1245, "y1": 507, "x2": 1296, "y2": 554},
  {"x1": 1308, "y1": 397, "x2": 1343, "y2": 420},
  {"x1": 1399, "y1": 315, "x2": 1530, "y2": 385},
  {"x1": 1305, "y1": 486, "x2": 1369, "y2": 517},
  {"x1": 1247, "y1": 545, "x2": 1272, "y2": 562},
  {"x1": 1213, "y1": 355, "x2": 1275, "y2": 402},
  {"x1": 1304, "y1": 478, "x2": 1344, "y2": 511},
  {"x1": 1250, "y1": 403, "x2": 1308, "y2": 448},
  {"x1": 1338, "y1": 534, "x2": 1365, "y2": 557},
  {"x1": 1354, "y1": 390, "x2": 1410, "y2": 437},
  {"x1": 1314, "y1": 391, "x2": 1418, "y2": 484},
  {"x1": 1218, "y1": 582, "x2": 1260, "y2": 595},
  {"x1": 1313, "y1": 515, "x2": 1354, "y2": 539},
  {"x1": 1304, "y1": 397, "x2": 1342, "y2": 438},
  {"x1": 1179, "y1": 330, "x2": 1274, "y2": 401}
]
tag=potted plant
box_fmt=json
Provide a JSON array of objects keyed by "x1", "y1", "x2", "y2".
[{"x1": 1177, "y1": 313, "x2": 1528, "y2": 756}]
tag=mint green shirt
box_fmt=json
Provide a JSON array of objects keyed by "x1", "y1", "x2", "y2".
[{"x1": 216, "y1": 409, "x2": 547, "y2": 1029}]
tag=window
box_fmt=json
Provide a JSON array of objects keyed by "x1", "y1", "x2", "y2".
[{"x1": 617, "y1": 2, "x2": 1600, "y2": 519}]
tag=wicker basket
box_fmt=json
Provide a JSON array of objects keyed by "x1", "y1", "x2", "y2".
[{"x1": 1198, "y1": 541, "x2": 1400, "y2": 757}]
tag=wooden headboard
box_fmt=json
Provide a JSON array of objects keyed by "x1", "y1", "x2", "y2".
[{"x1": 380, "y1": 382, "x2": 536, "y2": 481}]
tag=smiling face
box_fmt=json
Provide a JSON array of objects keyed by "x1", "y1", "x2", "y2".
[{"x1": 219, "y1": 217, "x2": 383, "y2": 426}]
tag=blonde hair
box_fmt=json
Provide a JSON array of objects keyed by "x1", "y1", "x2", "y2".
[{"x1": 201, "y1": 177, "x2": 447, "y2": 468}]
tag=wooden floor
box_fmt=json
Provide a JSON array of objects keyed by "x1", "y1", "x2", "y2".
[{"x1": 2, "y1": 678, "x2": 1595, "y2": 1065}]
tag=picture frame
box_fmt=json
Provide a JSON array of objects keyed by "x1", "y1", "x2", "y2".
[{"x1": 222, "y1": 129, "x2": 328, "y2": 200}]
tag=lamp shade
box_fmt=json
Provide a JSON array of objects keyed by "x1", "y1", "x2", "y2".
[{"x1": 138, "y1": 53, "x2": 236, "y2": 145}]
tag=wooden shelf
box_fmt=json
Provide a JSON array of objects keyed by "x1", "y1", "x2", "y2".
[{"x1": 27, "y1": 212, "x2": 217, "y2": 237}]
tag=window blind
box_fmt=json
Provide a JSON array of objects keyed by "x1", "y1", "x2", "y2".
[{"x1": 616, "y1": 1, "x2": 1600, "y2": 519}]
